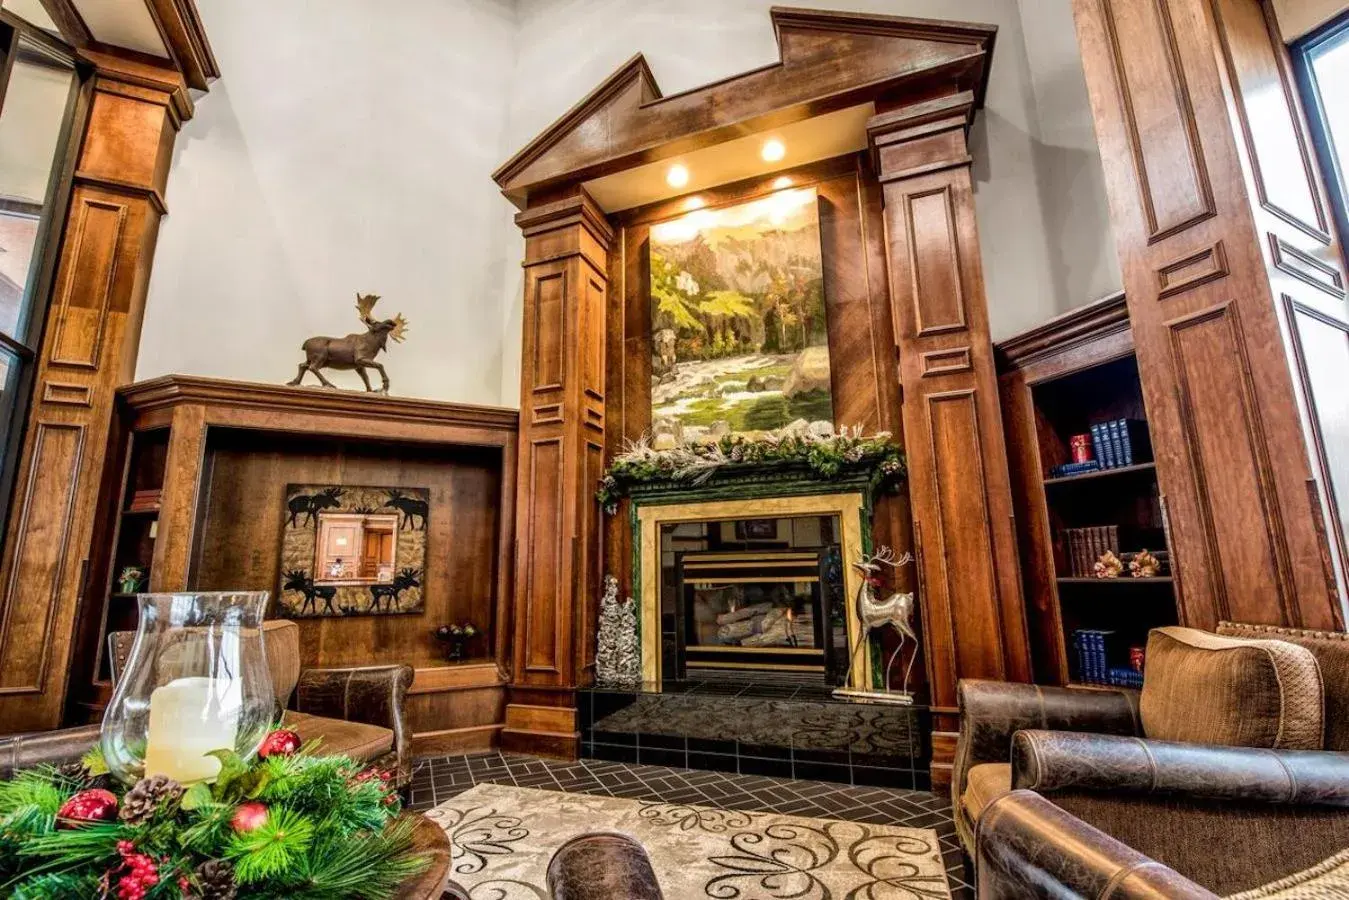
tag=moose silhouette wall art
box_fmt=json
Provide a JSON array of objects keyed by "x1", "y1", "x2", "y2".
[{"x1": 277, "y1": 483, "x2": 430, "y2": 618}]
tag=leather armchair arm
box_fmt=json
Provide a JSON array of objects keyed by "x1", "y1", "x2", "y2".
[
  {"x1": 296, "y1": 664, "x2": 414, "y2": 785},
  {"x1": 952, "y1": 679, "x2": 1141, "y2": 847},
  {"x1": 547, "y1": 833, "x2": 664, "y2": 900},
  {"x1": 976, "y1": 790, "x2": 1218, "y2": 900},
  {"x1": 1010, "y1": 730, "x2": 1349, "y2": 807},
  {"x1": 0, "y1": 725, "x2": 101, "y2": 779}
]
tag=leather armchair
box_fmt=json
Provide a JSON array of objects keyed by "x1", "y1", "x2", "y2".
[
  {"x1": 293, "y1": 663, "x2": 416, "y2": 787},
  {"x1": 951, "y1": 678, "x2": 1141, "y2": 849}
]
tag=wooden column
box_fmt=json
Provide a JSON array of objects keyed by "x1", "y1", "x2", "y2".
[
  {"x1": 868, "y1": 92, "x2": 1033, "y2": 780},
  {"x1": 1072, "y1": 0, "x2": 1346, "y2": 630},
  {"x1": 0, "y1": 53, "x2": 190, "y2": 732},
  {"x1": 503, "y1": 191, "x2": 612, "y2": 758}
]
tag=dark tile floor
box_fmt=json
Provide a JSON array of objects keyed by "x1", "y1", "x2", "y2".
[{"x1": 409, "y1": 751, "x2": 974, "y2": 899}]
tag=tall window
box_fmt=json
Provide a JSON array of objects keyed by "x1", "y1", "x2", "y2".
[
  {"x1": 0, "y1": 9, "x2": 82, "y2": 518},
  {"x1": 1296, "y1": 12, "x2": 1349, "y2": 246}
]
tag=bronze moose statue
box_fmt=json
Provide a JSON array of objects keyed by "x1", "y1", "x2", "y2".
[{"x1": 288, "y1": 293, "x2": 408, "y2": 393}]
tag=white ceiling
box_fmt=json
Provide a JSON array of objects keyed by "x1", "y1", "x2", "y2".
[
  {"x1": 70, "y1": 0, "x2": 168, "y2": 57},
  {"x1": 3, "y1": 0, "x2": 57, "y2": 30},
  {"x1": 583, "y1": 103, "x2": 875, "y2": 213}
]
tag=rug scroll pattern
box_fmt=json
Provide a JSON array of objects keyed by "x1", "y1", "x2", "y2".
[{"x1": 428, "y1": 784, "x2": 950, "y2": 900}]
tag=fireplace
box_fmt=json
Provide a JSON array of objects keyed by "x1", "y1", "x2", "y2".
[{"x1": 677, "y1": 550, "x2": 844, "y2": 681}]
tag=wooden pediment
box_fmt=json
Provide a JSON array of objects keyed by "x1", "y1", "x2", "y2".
[{"x1": 494, "y1": 6, "x2": 997, "y2": 207}]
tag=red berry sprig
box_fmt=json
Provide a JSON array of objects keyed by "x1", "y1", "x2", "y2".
[{"x1": 112, "y1": 841, "x2": 159, "y2": 900}]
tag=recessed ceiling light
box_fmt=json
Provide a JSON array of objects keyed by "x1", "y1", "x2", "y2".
[
  {"x1": 762, "y1": 139, "x2": 786, "y2": 163},
  {"x1": 666, "y1": 164, "x2": 690, "y2": 188},
  {"x1": 683, "y1": 196, "x2": 705, "y2": 210},
  {"x1": 772, "y1": 176, "x2": 793, "y2": 190}
]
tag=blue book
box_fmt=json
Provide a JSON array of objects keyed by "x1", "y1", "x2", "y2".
[
  {"x1": 1118, "y1": 419, "x2": 1134, "y2": 466},
  {"x1": 1090, "y1": 424, "x2": 1113, "y2": 469},
  {"x1": 1108, "y1": 420, "x2": 1127, "y2": 468},
  {"x1": 1051, "y1": 461, "x2": 1102, "y2": 478}
]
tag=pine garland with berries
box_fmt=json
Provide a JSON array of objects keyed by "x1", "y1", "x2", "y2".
[
  {"x1": 0, "y1": 731, "x2": 428, "y2": 899},
  {"x1": 595, "y1": 427, "x2": 905, "y2": 514}
]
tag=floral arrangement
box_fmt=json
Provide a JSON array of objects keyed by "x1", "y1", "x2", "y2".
[
  {"x1": 596, "y1": 427, "x2": 905, "y2": 514},
  {"x1": 1129, "y1": 549, "x2": 1161, "y2": 578},
  {"x1": 0, "y1": 730, "x2": 426, "y2": 899},
  {"x1": 433, "y1": 622, "x2": 480, "y2": 661},
  {"x1": 1093, "y1": 550, "x2": 1124, "y2": 579}
]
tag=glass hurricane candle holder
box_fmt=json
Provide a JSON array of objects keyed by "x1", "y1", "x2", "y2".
[{"x1": 101, "y1": 592, "x2": 276, "y2": 785}]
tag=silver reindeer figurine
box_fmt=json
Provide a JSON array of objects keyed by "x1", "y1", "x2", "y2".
[{"x1": 839, "y1": 546, "x2": 918, "y2": 700}]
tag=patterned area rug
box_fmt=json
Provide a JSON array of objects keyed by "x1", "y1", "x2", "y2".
[{"x1": 427, "y1": 783, "x2": 950, "y2": 899}]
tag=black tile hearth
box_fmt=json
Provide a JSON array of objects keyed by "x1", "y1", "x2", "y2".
[
  {"x1": 579, "y1": 679, "x2": 930, "y2": 790},
  {"x1": 408, "y1": 751, "x2": 972, "y2": 899}
]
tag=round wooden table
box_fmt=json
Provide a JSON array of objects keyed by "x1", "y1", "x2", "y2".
[{"x1": 393, "y1": 812, "x2": 455, "y2": 899}]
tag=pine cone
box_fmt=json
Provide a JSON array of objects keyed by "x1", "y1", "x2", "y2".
[
  {"x1": 119, "y1": 774, "x2": 184, "y2": 825},
  {"x1": 195, "y1": 860, "x2": 237, "y2": 900}
]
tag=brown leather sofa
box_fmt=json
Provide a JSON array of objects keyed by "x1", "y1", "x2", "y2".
[
  {"x1": 955, "y1": 621, "x2": 1349, "y2": 896},
  {"x1": 0, "y1": 620, "x2": 415, "y2": 787}
]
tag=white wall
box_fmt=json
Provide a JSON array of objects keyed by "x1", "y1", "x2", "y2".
[
  {"x1": 140, "y1": 0, "x2": 1118, "y2": 408},
  {"x1": 1017, "y1": 0, "x2": 1123, "y2": 312},
  {"x1": 137, "y1": 0, "x2": 519, "y2": 403}
]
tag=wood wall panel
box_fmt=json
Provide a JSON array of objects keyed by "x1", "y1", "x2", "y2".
[
  {"x1": 190, "y1": 431, "x2": 506, "y2": 674},
  {"x1": 1167, "y1": 303, "x2": 1295, "y2": 624},
  {"x1": 1210, "y1": 0, "x2": 1328, "y2": 240},
  {"x1": 0, "y1": 424, "x2": 85, "y2": 692},
  {"x1": 47, "y1": 200, "x2": 126, "y2": 369},
  {"x1": 0, "y1": 56, "x2": 188, "y2": 733},
  {"x1": 1100, "y1": 0, "x2": 1215, "y2": 241},
  {"x1": 868, "y1": 93, "x2": 1032, "y2": 741},
  {"x1": 1072, "y1": 0, "x2": 1347, "y2": 630},
  {"x1": 523, "y1": 438, "x2": 564, "y2": 674},
  {"x1": 505, "y1": 192, "x2": 613, "y2": 758}
]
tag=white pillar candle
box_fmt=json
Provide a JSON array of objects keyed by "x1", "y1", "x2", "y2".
[{"x1": 143, "y1": 676, "x2": 240, "y2": 784}]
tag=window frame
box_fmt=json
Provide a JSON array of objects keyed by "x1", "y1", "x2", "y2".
[
  {"x1": 0, "y1": 10, "x2": 93, "y2": 534},
  {"x1": 1293, "y1": 11, "x2": 1349, "y2": 255}
]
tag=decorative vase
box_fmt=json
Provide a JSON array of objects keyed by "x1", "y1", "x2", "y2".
[{"x1": 101, "y1": 592, "x2": 276, "y2": 785}]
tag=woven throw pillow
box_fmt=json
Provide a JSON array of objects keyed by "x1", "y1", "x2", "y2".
[
  {"x1": 1218, "y1": 621, "x2": 1349, "y2": 752},
  {"x1": 1140, "y1": 627, "x2": 1324, "y2": 749},
  {"x1": 1226, "y1": 846, "x2": 1349, "y2": 899}
]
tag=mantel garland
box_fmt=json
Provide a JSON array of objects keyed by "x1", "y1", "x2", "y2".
[
  {"x1": 0, "y1": 736, "x2": 427, "y2": 899},
  {"x1": 596, "y1": 427, "x2": 906, "y2": 514}
]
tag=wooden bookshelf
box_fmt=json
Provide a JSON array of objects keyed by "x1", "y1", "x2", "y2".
[{"x1": 998, "y1": 293, "x2": 1179, "y2": 686}]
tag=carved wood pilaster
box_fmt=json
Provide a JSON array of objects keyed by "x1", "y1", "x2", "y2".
[
  {"x1": 503, "y1": 190, "x2": 612, "y2": 757},
  {"x1": 0, "y1": 54, "x2": 189, "y2": 732},
  {"x1": 867, "y1": 93, "x2": 1033, "y2": 763}
]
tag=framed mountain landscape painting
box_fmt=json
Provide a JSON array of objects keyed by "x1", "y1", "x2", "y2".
[{"x1": 649, "y1": 187, "x2": 833, "y2": 442}]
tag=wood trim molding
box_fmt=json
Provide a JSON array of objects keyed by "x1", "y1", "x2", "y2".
[
  {"x1": 119, "y1": 375, "x2": 521, "y2": 435},
  {"x1": 995, "y1": 292, "x2": 1130, "y2": 369},
  {"x1": 493, "y1": 7, "x2": 997, "y2": 205},
  {"x1": 36, "y1": 0, "x2": 93, "y2": 46},
  {"x1": 142, "y1": 0, "x2": 219, "y2": 92}
]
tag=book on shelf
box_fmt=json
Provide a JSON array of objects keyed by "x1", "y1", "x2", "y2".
[
  {"x1": 127, "y1": 489, "x2": 161, "y2": 513},
  {"x1": 1072, "y1": 628, "x2": 1124, "y2": 685},
  {"x1": 1084, "y1": 418, "x2": 1153, "y2": 471},
  {"x1": 1090, "y1": 423, "x2": 1114, "y2": 469},
  {"x1": 1049, "y1": 460, "x2": 1102, "y2": 478}
]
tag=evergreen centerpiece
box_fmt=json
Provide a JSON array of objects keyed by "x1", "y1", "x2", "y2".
[
  {"x1": 596, "y1": 426, "x2": 905, "y2": 514},
  {"x1": 0, "y1": 734, "x2": 427, "y2": 899}
]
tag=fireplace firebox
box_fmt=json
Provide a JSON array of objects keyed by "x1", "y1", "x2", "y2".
[{"x1": 672, "y1": 547, "x2": 848, "y2": 684}]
